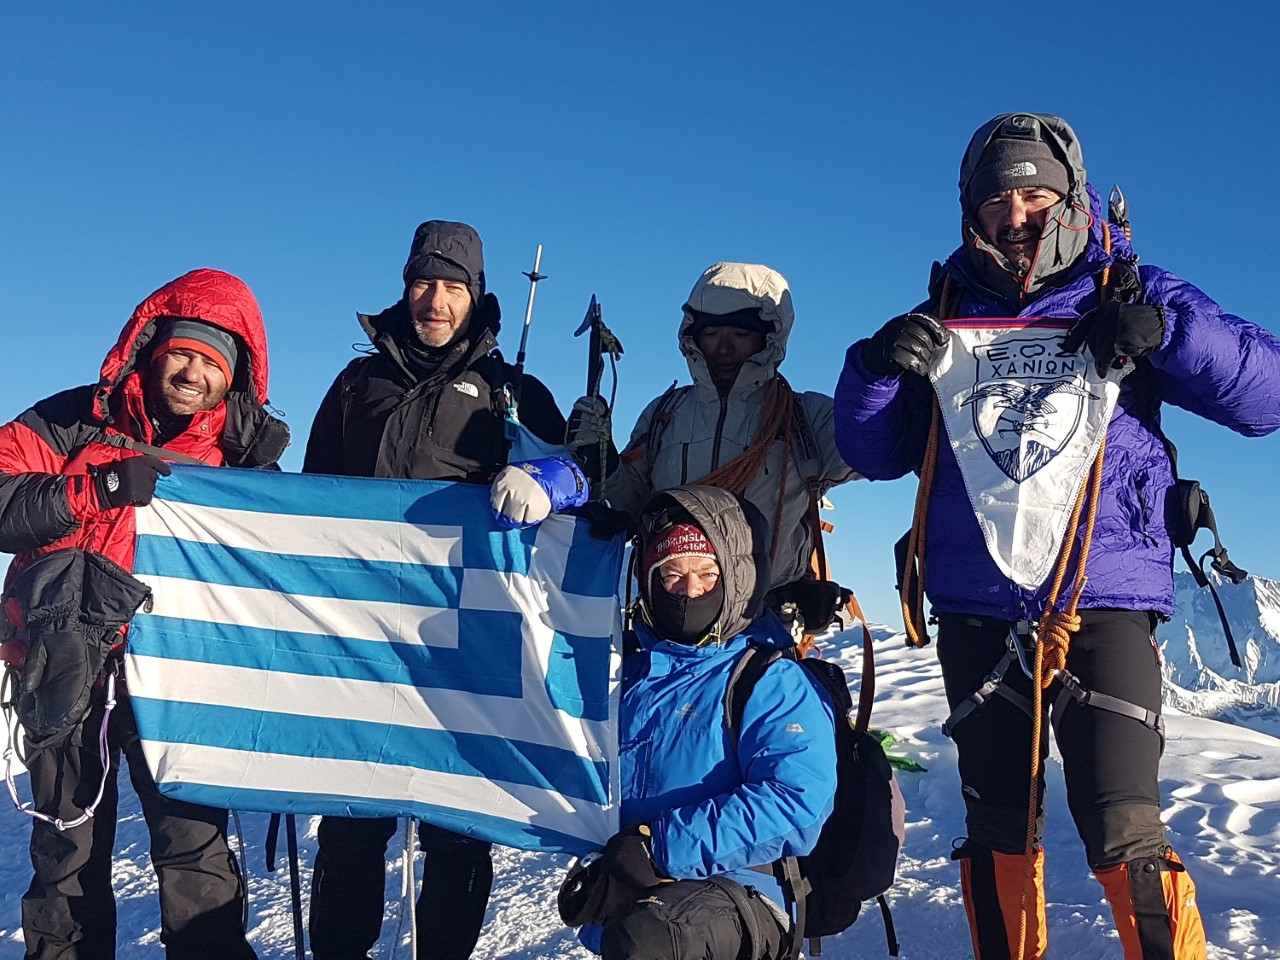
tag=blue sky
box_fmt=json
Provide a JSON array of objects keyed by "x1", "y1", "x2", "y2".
[{"x1": 2, "y1": 1, "x2": 1277, "y2": 623}]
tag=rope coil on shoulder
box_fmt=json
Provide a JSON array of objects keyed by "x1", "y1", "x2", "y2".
[{"x1": 697, "y1": 374, "x2": 797, "y2": 568}]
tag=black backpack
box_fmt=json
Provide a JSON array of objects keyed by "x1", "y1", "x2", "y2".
[{"x1": 725, "y1": 645, "x2": 904, "y2": 959}]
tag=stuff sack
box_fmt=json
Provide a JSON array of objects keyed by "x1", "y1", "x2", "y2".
[{"x1": 2, "y1": 548, "x2": 151, "y2": 748}]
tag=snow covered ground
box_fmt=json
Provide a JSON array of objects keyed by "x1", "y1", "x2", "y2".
[{"x1": 2, "y1": 577, "x2": 1279, "y2": 958}]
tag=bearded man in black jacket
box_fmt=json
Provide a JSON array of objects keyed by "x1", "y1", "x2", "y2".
[{"x1": 303, "y1": 220, "x2": 571, "y2": 960}]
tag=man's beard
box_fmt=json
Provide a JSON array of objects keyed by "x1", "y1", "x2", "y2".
[
  {"x1": 997, "y1": 226, "x2": 1040, "y2": 275},
  {"x1": 411, "y1": 314, "x2": 463, "y2": 349}
]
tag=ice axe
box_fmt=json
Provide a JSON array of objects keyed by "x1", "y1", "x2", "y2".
[
  {"x1": 573, "y1": 294, "x2": 623, "y2": 402},
  {"x1": 573, "y1": 295, "x2": 624, "y2": 491}
]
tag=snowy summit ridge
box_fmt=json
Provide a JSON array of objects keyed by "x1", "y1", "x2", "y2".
[{"x1": 1160, "y1": 570, "x2": 1280, "y2": 738}]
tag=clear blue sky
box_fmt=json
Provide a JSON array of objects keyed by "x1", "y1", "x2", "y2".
[{"x1": 3, "y1": 1, "x2": 1277, "y2": 623}]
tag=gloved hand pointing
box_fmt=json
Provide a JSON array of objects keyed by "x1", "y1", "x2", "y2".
[
  {"x1": 860, "y1": 312, "x2": 950, "y2": 377},
  {"x1": 490, "y1": 456, "x2": 590, "y2": 529},
  {"x1": 93, "y1": 455, "x2": 172, "y2": 510}
]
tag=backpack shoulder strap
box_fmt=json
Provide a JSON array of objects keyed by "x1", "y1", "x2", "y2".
[
  {"x1": 722, "y1": 646, "x2": 786, "y2": 748},
  {"x1": 89, "y1": 430, "x2": 207, "y2": 467},
  {"x1": 790, "y1": 394, "x2": 822, "y2": 480},
  {"x1": 720, "y1": 645, "x2": 807, "y2": 960},
  {"x1": 643, "y1": 382, "x2": 691, "y2": 462},
  {"x1": 335, "y1": 355, "x2": 371, "y2": 446},
  {"x1": 1098, "y1": 224, "x2": 1247, "y2": 667}
]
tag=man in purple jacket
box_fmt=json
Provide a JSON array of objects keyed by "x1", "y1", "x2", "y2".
[{"x1": 834, "y1": 113, "x2": 1280, "y2": 959}]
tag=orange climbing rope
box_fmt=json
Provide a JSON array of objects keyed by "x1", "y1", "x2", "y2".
[
  {"x1": 697, "y1": 374, "x2": 796, "y2": 566},
  {"x1": 900, "y1": 400, "x2": 939, "y2": 647},
  {"x1": 901, "y1": 260, "x2": 1120, "y2": 956},
  {"x1": 899, "y1": 277, "x2": 955, "y2": 647},
  {"x1": 1012, "y1": 437, "x2": 1106, "y2": 959},
  {"x1": 1010, "y1": 221, "x2": 1120, "y2": 958}
]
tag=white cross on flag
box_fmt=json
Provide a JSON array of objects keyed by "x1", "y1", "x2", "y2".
[{"x1": 125, "y1": 466, "x2": 624, "y2": 854}]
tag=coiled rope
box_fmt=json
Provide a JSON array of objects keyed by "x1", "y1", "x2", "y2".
[
  {"x1": 903, "y1": 256, "x2": 1118, "y2": 957},
  {"x1": 696, "y1": 374, "x2": 796, "y2": 567}
]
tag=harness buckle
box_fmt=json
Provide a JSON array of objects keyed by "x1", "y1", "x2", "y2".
[{"x1": 1006, "y1": 619, "x2": 1038, "y2": 681}]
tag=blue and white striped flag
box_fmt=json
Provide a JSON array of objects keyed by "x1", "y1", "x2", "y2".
[{"x1": 126, "y1": 466, "x2": 623, "y2": 854}]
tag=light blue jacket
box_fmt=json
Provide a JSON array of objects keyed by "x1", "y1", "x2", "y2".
[{"x1": 621, "y1": 614, "x2": 837, "y2": 900}]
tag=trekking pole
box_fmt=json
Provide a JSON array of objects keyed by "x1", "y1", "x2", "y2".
[
  {"x1": 510, "y1": 244, "x2": 546, "y2": 410},
  {"x1": 231, "y1": 811, "x2": 249, "y2": 931},
  {"x1": 264, "y1": 813, "x2": 306, "y2": 959},
  {"x1": 285, "y1": 814, "x2": 305, "y2": 960},
  {"x1": 391, "y1": 819, "x2": 419, "y2": 959}
]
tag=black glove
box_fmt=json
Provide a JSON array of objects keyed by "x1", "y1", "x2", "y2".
[
  {"x1": 599, "y1": 823, "x2": 665, "y2": 891},
  {"x1": 557, "y1": 824, "x2": 665, "y2": 926},
  {"x1": 1061, "y1": 302, "x2": 1165, "y2": 377},
  {"x1": 220, "y1": 392, "x2": 291, "y2": 468},
  {"x1": 860, "y1": 312, "x2": 949, "y2": 377},
  {"x1": 565, "y1": 396, "x2": 619, "y2": 479},
  {"x1": 789, "y1": 578, "x2": 847, "y2": 635},
  {"x1": 93, "y1": 455, "x2": 171, "y2": 509},
  {"x1": 570, "y1": 501, "x2": 635, "y2": 541}
]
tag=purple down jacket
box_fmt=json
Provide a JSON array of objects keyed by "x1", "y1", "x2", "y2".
[{"x1": 835, "y1": 188, "x2": 1280, "y2": 620}]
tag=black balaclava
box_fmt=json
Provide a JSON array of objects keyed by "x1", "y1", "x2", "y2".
[{"x1": 647, "y1": 571, "x2": 725, "y2": 645}]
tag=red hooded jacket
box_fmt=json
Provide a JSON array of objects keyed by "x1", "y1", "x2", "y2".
[{"x1": 0, "y1": 269, "x2": 274, "y2": 580}]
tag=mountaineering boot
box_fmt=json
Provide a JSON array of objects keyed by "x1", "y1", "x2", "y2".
[
  {"x1": 954, "y1": 842, "x2": 1046, "y2": 960},
  {"x1": 1095, "y1": 849, "x2": 1206, "y2": 959}
]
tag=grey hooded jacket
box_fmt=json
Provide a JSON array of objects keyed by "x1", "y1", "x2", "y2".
[
  {"x1": 958, "y1": 113, "x2": 1093, "y2": 305},
  {"x1": 608, "y1": 262, "x2": 857, "y2": 589}
]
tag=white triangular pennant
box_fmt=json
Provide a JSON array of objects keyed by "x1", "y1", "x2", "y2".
[{"x1": 929, "y1": 318, "x2": 1130, "y2": 590}]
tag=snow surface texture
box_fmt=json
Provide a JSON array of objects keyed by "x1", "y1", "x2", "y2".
[{"x1": 1, "y1": 572, "x2": 1278, "y2": 958}]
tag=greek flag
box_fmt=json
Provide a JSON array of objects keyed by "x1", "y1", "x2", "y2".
[{"x1": 125, "y1": 466, "x2": 623, "y2": 854}]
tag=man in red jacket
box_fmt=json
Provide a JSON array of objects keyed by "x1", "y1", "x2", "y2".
[{"x1": 0, "y1": 269, "x2": 289, "y2": 960}]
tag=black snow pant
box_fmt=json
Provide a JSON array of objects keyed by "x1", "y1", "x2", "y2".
[
  {"x1": 937, "y1": 608, "x2": 1170, "y2": 867},
  {"x1": 309, "y1": 816, "x2": 494, "y2": 960},
  {"x1": 600, "y1": 879, "x2": 788, "y2": 960},
  {"x1": 21, "y1": 687, "x2": 255, "y2": 960}
]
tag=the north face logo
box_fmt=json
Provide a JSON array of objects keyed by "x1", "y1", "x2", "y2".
[
  {"x1": 452, "y1": 382, "x2": 479, "y2": 398},
  {"x1": 1006, "y1": 161, "x2": 1037, "y2": 178}
]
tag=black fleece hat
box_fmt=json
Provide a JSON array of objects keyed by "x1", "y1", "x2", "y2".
[
  {"x1": 688, "y1": 307, "x2": 770, "y2": 338},
  {"x1": 402, "y1": 220, "x2": 486, "y2": 305}
]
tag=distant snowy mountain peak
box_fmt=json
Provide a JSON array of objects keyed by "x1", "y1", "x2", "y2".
[{"x1": 1160, "y1": 570, "x2": 1280, "y2": 738}]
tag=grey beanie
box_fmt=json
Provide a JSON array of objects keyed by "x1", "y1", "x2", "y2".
[
  {"x1": 966, "y1": 135, "x2": 1070, "y2": 207},
  {"x1": 152, "y1": 318, "x2": 239, "y2": 384}
]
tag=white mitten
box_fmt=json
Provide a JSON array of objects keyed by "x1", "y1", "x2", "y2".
[{"x1": 490, "y1": 463, "x2": 553, "y2": 527}]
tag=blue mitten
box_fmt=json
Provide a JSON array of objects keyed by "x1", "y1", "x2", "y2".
[{"x1": 490, "y1": 457, "x2": 590, "y2": 529}]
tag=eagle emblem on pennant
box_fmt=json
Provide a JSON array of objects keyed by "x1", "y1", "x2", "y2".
[{"x1": 963, "y1": 334, "x2": 1097, "y2": 483}]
